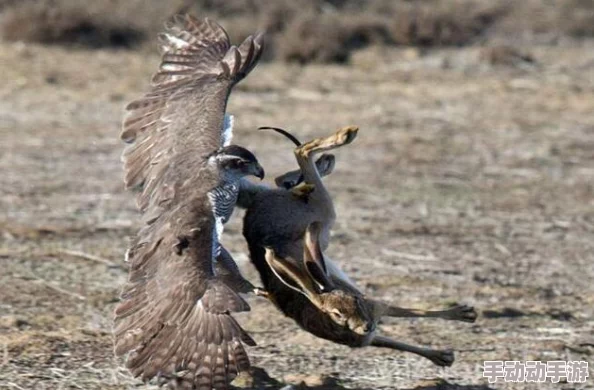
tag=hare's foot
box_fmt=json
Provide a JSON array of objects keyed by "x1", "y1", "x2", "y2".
[
  {"x1": 296, "y1": 125, "x2": 359, "y2": 158},
  {"x1": 424, "y1": 349, "x2": 455, "y2": 367},
  {"x1": 444, "y1": 304, "x2": 478, "y2": 323}
]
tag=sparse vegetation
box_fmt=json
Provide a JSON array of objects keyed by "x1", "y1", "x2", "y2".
[
  {"x1": 1, "y1": 1, "x2": 593, "y2": 389},
  {"x1": 0, "y1": 1, "x2": 145, "y2": 48},
  {"x1": 1, "y1": 0, "x2": 594, "y2": 62}
]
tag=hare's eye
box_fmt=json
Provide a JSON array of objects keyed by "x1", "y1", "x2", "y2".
[{"x1": 331, "y1": 310, "x2": 345, "y2": 321}]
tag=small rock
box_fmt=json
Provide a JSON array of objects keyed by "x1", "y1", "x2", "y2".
[
  {"x1": 232, "y1": 366, "x2": 280, "y2": 388},
  {"x1": 283, "y1": 373, "x2": 338, "y2": 387},
  {"x1": 0, "y1": 316, "x2": 29, "y2": 329}
]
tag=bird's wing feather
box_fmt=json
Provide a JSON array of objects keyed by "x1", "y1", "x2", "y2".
[
  {"x1": 114, "y1": 15, "x2": 264, "y2": 390},
  {"x1": 121, "y1": 15, "x2": 264, "y2": 212}
]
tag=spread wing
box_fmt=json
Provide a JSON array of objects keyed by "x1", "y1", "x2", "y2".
[
  {"x1": 113, "y1": 15, "x2": 264, "y2": 390},
  {"x1": 121, "y1": 15, "x2": 264, "y2": 211}
]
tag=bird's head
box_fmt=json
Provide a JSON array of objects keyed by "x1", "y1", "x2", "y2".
[{"x1": 212, "y1": 145, "x2": 265, "y2": 181}]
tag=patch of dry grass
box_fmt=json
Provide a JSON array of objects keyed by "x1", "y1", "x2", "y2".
[
  {"x1": 1, "y1": 33, "x2": 594, "y2": 388},
  {"x1": 478, "y1": 45, "x2": 536, "y2": 68},
  {"x1": 3, "y1": 0, "x2": 593, "y2": 63},
  {"x1": 0, "y1": 0, "x2": 188, "y2": 49},
  {"x1": 276, "y1": 1, "x2": 505, "y2": 63},
  {"x1": 496, "y1": 0, "x2": 594, "y2": 40}
]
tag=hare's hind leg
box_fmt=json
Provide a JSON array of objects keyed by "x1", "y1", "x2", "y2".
[
  {"x1": 294, "y1": 125, "x2": 358, "y2": 184},
  {"x1": 371, "y1": 335, "x2": 455, "y2": 367},
  {"x1": 292, "y1": 126, "x2": 359, "y2": 202},
  {"x1": 291, "y1": 126, "x2": 359, "y2": 246},
  {"x1": 379, "y1": 304, "x2": 478, "y2": 323}
]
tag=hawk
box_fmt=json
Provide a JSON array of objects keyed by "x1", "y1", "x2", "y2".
[{"x1": 113, "y1": 15, "x2": 265, "y2": 390}]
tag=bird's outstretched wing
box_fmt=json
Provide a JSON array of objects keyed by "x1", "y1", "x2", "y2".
[
  {"x1": 113, "y1": 15, "x2": 264, "y2": 390},
  {"x1": 121, "y1": 15, "x2": 264, "y2": 211}
]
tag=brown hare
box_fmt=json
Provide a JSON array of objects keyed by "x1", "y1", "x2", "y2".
[{"x1": 242, "y1": 126, "x2": 477, "y2": 367}]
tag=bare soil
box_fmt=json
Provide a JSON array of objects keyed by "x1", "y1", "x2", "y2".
[{"x1": 1, "y1": 31, "x2": 593, "y2": 390}]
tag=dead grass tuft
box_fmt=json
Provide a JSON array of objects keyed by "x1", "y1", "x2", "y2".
[
  {"x1": 558, "y1": 0, "x2": 594, "y2": 38},
  {"x1": 496, "y1": 0, "x2": 594, "y2": 41},
  {"x1": 0, "y1": 0, "x2": 593, "y2": 62},
  {"x1": 263, "y1": 0, "x2": 509, "y2": 63},
  {"x1": 386, "y1": 0, "x2": 507, "y2": 47},
  {"x1": 277, "y1": 13, "x2": 351, "y2": 64},
  {"x1": 0, "y1": 0, "x2": 187, "y2": 49},
  {"x1": 479, "y1": 45, "x2": 536, "y2": 68},
  {"x1": 0, "y1": 0, "x2": 504, "y2": 61},
  {"x1": 276, "y1": 1, "x2": 507, "y2": 63}
]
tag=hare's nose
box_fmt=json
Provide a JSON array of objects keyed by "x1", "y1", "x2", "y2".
[{"x1": 364, "y1": 321, "x2": 376, "y2": 333}]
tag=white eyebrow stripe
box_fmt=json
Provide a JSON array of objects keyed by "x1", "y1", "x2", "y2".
[{"x1": 215, "y1": 154, "x2": 245, "y2": 161}]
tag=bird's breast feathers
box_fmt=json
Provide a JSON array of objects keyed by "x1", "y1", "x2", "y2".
[{"x1": 207, "y1": 181, "x2": 239, "y2": 259}]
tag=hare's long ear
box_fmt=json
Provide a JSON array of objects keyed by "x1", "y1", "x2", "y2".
[
  {"x1": 264, "y1": 247, "x2": 325, "y2": 303},
  {"x1": 303, "y1": 222, "x2": 335, "y2": 292}
]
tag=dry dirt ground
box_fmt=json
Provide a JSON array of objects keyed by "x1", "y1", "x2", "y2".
[{"x1": 1, "y1": 36, "x2": 593, "y2": 389}]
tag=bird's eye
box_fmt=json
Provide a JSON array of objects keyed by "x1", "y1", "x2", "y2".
[{"x1": 231, "y1": 159, "x2": 245, "y2": 168}]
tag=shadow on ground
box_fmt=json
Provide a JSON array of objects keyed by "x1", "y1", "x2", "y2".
[{"x1": 234, "y1": 368, "x2": 495, "y2": 390}]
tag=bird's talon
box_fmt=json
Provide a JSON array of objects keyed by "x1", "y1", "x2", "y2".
[{"x1": 254, "y1": 288, "x2": 270, "y2": 299}]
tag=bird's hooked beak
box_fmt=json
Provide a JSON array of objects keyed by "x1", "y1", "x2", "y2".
[{"x1": 252, "y1": 162, "x2": 265, "y2": 180}]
